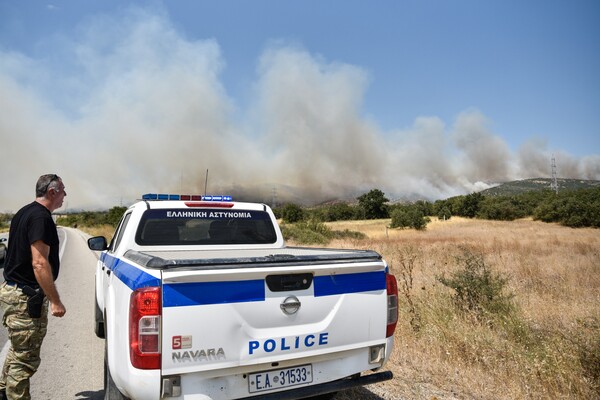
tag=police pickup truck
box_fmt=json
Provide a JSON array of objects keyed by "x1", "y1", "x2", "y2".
[{"x1": 88, "y1": 194, "x2": 398, "y2": 400}]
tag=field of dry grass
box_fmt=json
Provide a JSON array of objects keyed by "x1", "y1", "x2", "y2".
[{"x1": 310, "y1": 217, "x2": 600, "y2": 400}]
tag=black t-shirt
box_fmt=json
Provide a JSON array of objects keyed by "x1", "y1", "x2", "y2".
[{"x1": 4, "y1": 201, "x2": 60, "y2": 288}]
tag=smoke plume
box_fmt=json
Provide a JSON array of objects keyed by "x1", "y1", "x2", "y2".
[{"x1": 1, "y1": 8, "x2": 598, "y2": 212}]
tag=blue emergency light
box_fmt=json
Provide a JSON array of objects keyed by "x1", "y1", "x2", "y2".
[{"x1": 142, "y1": 193, "x2": 233, "y2": 201}]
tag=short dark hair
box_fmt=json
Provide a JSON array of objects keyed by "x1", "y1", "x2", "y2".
[{"x1": 36, "y1": 174, "x2": 61, "y2": 197}]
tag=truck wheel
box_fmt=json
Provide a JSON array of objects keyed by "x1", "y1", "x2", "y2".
[{"x1": 104, "y1": 341, "x2": 129, "y2": 400}]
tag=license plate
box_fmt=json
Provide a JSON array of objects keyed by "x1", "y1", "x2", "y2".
[{"x1": 248, "y1": 364, "x2": 313, "y2": 393}]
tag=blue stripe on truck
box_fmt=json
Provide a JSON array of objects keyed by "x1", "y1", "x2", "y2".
[
  {"x1": 163, "y1": 280, "x2": 265, "y2": 307},
  {"x1": 100, "y1": 253, "x2": 161, "y2": 290},
  {"x1": 163, "y1": 271, "x2": 386, "y2": 307},
  {"x1": 314, "y1": 271, "x2": 386, "y2": 297}
]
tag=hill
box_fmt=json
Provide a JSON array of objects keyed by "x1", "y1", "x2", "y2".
[{"x1": 480, "y1": 178, "x2": 600, "y2": 196}]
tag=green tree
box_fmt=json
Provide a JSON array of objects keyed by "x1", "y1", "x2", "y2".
[
  {"x1": 433, "y1": 199, "x2": 453, "y2": 220},
  {"x1": 477, "y1": 197, "x2": 527, "y2": 221},
  {"x1": 447, "y1": 196, "x2": 466, "y2": 216},
  {"x1": 533, "y1": 187, "x2": 600, "y2": 228},
  {"x1": 458, "y1": 192, "x2": 484, "y2": 218},
  {"x1": 280, "y1": 203, "x2": 305, "y2": 223},
  {"x1": 390, "y1": 206, "x2": 430, "y2": 230},
  {"x1": 357, "y1": 189, "x2": 389, "y2": 219},
  {"x1": 106, "y1": 206, "x2": 127, "y2": 227},
  {"x1": 436, "y1": 205, "x2": 452, "y2": 221},
  {"x1": 324, "y1": 202, "x2": 357, "y2": 221}
]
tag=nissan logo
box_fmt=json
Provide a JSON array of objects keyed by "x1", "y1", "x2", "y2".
[{"x1": 280, "y1": 296, "x2": 301, "y2": 315}]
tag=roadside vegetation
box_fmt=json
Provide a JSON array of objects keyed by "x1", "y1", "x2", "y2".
[
  {"x1": 56, "y1": 206, "x2": 127, "y2": 229},
  {"x1": 54, "y1": 206, "x2": 127, "y2": 241},
  {"x1": 0, "y1": 213, "x2": 11, "y2": 232}
]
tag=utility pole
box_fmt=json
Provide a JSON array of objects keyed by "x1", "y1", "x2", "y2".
[{"x1": 550, "y1": 155, "x2": 559, "y2": 194}]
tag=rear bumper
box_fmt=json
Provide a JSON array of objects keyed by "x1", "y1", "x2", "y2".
[{"x1": 242, "y1": 371, "x2": 393, "y2": 400}]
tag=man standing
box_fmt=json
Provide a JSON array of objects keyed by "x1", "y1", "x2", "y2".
[{"x1": 0, "y1": 174, "x2": 67, "y2": 400}]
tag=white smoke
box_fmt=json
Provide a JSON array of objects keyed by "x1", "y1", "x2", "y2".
[{"x1": 0, "y1": 8, "x2": 598, "y2": 212}]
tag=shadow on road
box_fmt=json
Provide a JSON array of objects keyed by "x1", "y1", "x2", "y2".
[
  {"x1": 75, "y1": 390, "x2": 104, "y2": 400},
  {"x1": 335, "y1": 387, "x2": 387, "y2": 400},
  {"x1": 71, "y1": 387, "x2": 385, "y2": 400}
]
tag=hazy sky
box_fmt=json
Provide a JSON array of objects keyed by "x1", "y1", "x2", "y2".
[{"x1": 1, "y1": 1, "x2": 599, "y2": 211}]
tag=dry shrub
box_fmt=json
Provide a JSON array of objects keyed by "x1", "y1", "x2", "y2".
[
  {"x1": 389, "y1": 246, "x2": 422, "y2": 332},
  {"x1": 437, "y1": 249, "x2": 514, "y2": 320}
]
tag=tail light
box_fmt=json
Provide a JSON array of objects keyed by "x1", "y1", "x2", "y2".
[
  {"x1": 130, "y1": 287, "x2": 161, "y2": 369},
  {"x1": 386, "y1": 273, "x2": 398, "y2": 337}
]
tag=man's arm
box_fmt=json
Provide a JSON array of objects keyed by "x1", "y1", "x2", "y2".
[{"x1": 31, "y1": 240, "x2": 66, "y2": 317}]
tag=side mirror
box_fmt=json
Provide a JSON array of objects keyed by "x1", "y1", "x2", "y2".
[{"x1": 88, "y1": 236, "x2": 108, "y2": 251}]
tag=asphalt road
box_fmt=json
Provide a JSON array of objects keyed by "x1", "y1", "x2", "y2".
[{"x1": 0, "y1": 228, "x2": 104, "y2": 399}]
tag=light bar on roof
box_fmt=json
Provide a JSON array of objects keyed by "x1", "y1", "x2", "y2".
[{"x1": 142, "y1": 193, "x2": 232, "y2": 201}]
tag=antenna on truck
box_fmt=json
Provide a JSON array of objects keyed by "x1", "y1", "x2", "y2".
[{"x1": 204, "y1": 169, "x2": 209, "y2": 196}]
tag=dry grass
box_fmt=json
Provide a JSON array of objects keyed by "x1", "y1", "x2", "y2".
[
  {"x1": 310, "y1": 217, "x2": 600, "y2": 400},
  {"x1": 79, "y1": 224, "x2": 116, "y2": 241}
]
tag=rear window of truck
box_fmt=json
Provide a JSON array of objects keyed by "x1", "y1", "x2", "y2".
[{"x1": 135, "y1": 208, "x2": 278, "y2": 245}]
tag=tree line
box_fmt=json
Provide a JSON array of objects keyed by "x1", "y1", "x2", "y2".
[
  {"x1": 55, "y1": 207, "x2": 128, "y2": 228},
  {"x1": 274, "y1": 186, "x2": 600, "y2": 229},
  {"x1": 2, "y1": 187, "x2": 597, "y2": 232}
]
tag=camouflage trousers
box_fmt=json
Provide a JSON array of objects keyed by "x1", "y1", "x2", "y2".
[{"x1": 0, "y1": 282, "x2": 48, "y2": 400}]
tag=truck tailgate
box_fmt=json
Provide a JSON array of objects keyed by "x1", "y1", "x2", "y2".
[{"x1": 155, "y1": 249, "x2": 388, "y2": 376}]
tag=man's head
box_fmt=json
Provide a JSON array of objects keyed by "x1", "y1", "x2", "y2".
[{"x1": 36, "y1": 174, "x2": 67, "y2": 212}]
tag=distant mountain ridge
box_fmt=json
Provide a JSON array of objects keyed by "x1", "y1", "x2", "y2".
[{"x1": 480, "y1": 178, "x2": 600, "y2": 196}]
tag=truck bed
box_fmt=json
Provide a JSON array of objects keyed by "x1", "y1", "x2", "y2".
[{"x1": 124, "y1": 247, "x2": 382, "y2": 269}]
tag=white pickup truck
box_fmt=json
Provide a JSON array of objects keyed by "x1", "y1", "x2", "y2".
[{"x1": 88, "y1": 194, "x2": 398, "y2": 400}]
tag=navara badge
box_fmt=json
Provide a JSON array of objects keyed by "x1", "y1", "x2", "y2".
[{"x1": 280, "y1": 296, "x2": 301, "y2": 315}]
